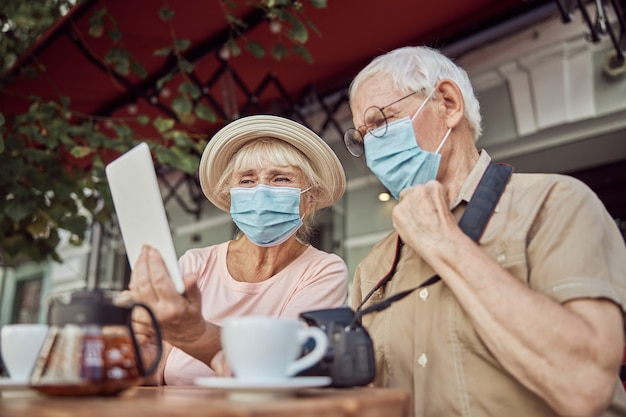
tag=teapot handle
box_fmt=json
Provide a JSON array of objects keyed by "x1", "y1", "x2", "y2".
[{"x1": 128, "y1": 302, "x2": 163, "y2": 377}]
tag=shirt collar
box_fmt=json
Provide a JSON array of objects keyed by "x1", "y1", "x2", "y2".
[{"x1": 451, "y1": 150, "x2": 491, "y2": 209}]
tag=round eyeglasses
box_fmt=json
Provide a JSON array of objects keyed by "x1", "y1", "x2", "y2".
[{"x1": 343, "y1": 91, "x2": 418, "y2": 157}]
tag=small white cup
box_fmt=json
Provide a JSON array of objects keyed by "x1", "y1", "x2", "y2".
[
  {"x1": 221, "y1": 316, "x2": 328, "y2": 381},
  {"x1": 1, "y1": 323, "x2": 49, "y2": 382}
]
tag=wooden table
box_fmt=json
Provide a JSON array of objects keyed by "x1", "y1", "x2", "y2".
[{"x1": 0, "y1": 385, "x2": 411, "y2": 417}]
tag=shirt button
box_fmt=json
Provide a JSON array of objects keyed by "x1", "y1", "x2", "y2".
[
  {"x1": 497, "y1": 253, "x2": 506, "y2": 263},
  {"x1": 419, "y1": 288, "x2": 429, "y2": 301},
  {"x1": 418, "y1": 353, "x2": 428, "y2": 368}
]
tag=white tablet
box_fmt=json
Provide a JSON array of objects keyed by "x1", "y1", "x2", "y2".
[{"x1": 105, "y1": 142, "x2": 185, "y2": 293}]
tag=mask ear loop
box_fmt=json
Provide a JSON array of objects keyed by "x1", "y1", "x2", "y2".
[
  {"x1": 300, "y1": 186, "x2": 313, "y2": 220},
  {"x1": 435, "y1": 128, "x2": 452, "y2": 154},
  {"x1": 410, "y1": 88, "x2": 436, "y2": 122}
]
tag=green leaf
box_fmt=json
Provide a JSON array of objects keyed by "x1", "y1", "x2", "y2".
[
  {"x1": 104, "y1": 48, "x2": 130, "y2": 64},
  {"x1": 88, "y1": 9, "x2": 105, "y2": 37},
  {"x1": 22, "y1": 148, "x2": 50, "y2": 162},
  {"x1": 17, "y1": 125, "x2": 42, "y2": 143},
  {"x1": 113, "y1": 123, "x2": 133, "y2": 139},
  {"x1": 105, "y1": 48, "x2": 131, "y2": 75},
  {"x1": 159, "y1": 7, "x2": 175, "y2": 21},
  {"x1": 131, "y1": 60, "x2": 147, "y2": 78},
  {"x1": 309, "y1": 0, "x2": 327, "y2": 7},
  {"x1": 246, "y1": 41, "x2": 265, "y2": 59},
  {"x1": 113, "y1": 61, "x2": 130, "y2": 76},
  {"x1": 136, "y1": 115, "x2": 150, "y2": 125},
  {"x1": 153, "y1": 117, "x2": 175, "y2": 133},
  {"x1": 89, "y1": 24, "x2": 104, "y2": 38},
  {"x1": 154, "y1": 146, "x2": 198, "y2": 174},
  {"x1": 5, "y1": 199, "x2": 34, "y2": 223},
  {"x1": 156, "y1": 73, "x2": 173, "y2": 90},
  {"x1": 163, "y1": 130, "x2": 191, "y2": 146},
  {"x1": 287, "y1": 15, "x2": 308, "y2": 43},
  {"x1": 20, "y1": 66, "x2": 39, "y2": 79},
  {"x1": 108, "y1": 28, "x2": 123, "y2": 43},
  {"x1": 225, "y1": 13, "x2": 246, "y2": 28},
  {"x1": 86, "y1": 131, "x2": 109, "y2": 147},
  {"x1": 179, "y1": 81, "x2": 201, "y2": 99},
  {"x1": 172, "y1": 95, "x2": 193, "y2": 115},
  {"x1": 226, "y1": 39, "x2": 241, "y2": 57},
  {"x1": 26, "y1": 215, "x2": 50, "y2": 240},
  {"x1": 70, "y1": 146, "x2": 93, "y2": 159},
  {"x1": 59, "y1": 96, "x2": 71, "y2": 108},
  {"x1": 178, "y1": 58, "x2": 194, "y2": 73},
  {"x1": 301, "y1": 14, "x2": 321, "y2": 37},
  {"x1": 82, "y1": 195, "x2": 99, "y2": 212},
  {"x1": 93, "y1": 209, "x2": 110, "y2": 225},
  {"x1": 293, "y1": 45, "x2": 313, "y2": 64},
  {"x1": 2, "y1": 234, "x2": 27, "y2": 260},
  {"x1": 0, "y1": 114, "x2": 4, "y2": 153},
  {"x1": 194, "y1": 103, "x2": 216, "y2": 122},
  {"x1": 174, "y1": 39, "x2": 191, "y2": 52},
  {"x1": 154, "y1": 47, "x2": 172, "y2": 57},
  {"x1": 59, "y1": 215, "x2": 88, "y2": 236},
  {"x1": 271, "y1": 43, "x2": 289, "y2": 61}
]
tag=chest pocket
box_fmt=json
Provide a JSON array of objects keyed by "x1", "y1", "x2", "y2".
[
  {"x1": 487, "y1": 239, "x2": 529, "y2": 283},
  {"x1": 452, "y1": 238, "x2": 529, "y2": 353}
]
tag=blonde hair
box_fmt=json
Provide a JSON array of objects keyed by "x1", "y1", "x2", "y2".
[{"x1": 215, "y1": 137, "x2": 323, "y2": 241}]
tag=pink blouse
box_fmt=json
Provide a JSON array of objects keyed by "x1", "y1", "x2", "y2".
[{"x1": 163, "y1": 241, "x2": 348, "y2": 385}]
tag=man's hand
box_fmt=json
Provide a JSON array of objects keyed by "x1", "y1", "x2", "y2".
[{"x1": 392, "y1": 180, "x2": 460, "y2": 259}]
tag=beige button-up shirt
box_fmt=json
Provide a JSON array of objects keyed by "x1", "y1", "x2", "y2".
[{"x1": 351, "y1": 151, "x2": 626, "y2": 417}]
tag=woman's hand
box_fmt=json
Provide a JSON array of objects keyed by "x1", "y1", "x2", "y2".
[
  {"x1": 210, "y1": 350, "x2": 233, "y2": 377},
  {"x1": 127, "y1": 245, "x2": 222, "y2": 367},
  {"x1": 129, "y1": 245, "x2": 205, "y2": 343}
]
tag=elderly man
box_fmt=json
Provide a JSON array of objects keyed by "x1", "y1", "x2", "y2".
[{"x1": 344, "y1": 46, "x2": 626, "y2": 417}]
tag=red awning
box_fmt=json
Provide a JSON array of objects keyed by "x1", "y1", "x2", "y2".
[{"x1": 0, "y1": 0, "x2": 553, "y2": 139}]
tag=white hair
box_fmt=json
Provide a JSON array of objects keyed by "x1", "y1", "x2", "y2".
[{"x1": 348, "y1": 46, "x2": 482, "y2": 141}]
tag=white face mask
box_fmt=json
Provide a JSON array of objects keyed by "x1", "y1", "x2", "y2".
[
  {"x1": 230, "y1": 184, "x2": 309, "y2": 247},
  {"x1": 364, "y1": 90, "x2": 452, "y2": 199}
]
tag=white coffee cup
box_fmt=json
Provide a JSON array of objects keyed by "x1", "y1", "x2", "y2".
[
  {"x1": 221, "y1": 316, "x2": 328, "y2": 381},
  {"x1": 1, "y1": 323, "x2": 49, "y2": 382}
]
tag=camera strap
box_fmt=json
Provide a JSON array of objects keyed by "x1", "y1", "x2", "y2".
[{"x1": 352, "y1": 162, "x2": 513, "y2": 325}]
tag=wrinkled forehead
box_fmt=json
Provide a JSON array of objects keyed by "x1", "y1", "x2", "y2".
[
  {"x1": 230, "y1": 139, "x2": 310, "y2": 180},
  {"x1": 349, "y1": 76, "x2": 407, "y2": 123}
]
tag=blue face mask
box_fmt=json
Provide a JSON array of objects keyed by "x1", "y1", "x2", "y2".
[
  {"x1": 230, "y1": 184, "x2": 307, "y2": 247},
  {"x1": 364, "y1": 90, "x2": 452, "y2": 200}
]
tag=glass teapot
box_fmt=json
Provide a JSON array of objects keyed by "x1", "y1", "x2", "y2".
[{"x1": 30, "y1": 289, "x2": 162, "y2": 396}]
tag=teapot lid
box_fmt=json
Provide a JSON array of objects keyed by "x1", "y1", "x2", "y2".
[{"x1": 47, "y1": 289, "x2": 131, "y2": 326}]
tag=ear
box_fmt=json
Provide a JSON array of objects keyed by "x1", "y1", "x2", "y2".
[
  {"x1": 301, "y1": 187, "x2": 317, "y2": 215},
  {"x1": 435, "y1": 79, "x2": 465, "y2": 129}
]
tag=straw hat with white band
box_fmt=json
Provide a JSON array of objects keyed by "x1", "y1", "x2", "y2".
[{"x1": 199, "y1": 115, "x2": 346, "y2": 212}]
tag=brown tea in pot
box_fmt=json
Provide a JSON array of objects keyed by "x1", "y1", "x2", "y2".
[{"x1": 30, "y1": 290, "x2": 162, "y2": 396}]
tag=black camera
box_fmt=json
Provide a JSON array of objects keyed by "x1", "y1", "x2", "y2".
[{"x1": 298, "y1": 307, "x2": 376, "y2": 387}]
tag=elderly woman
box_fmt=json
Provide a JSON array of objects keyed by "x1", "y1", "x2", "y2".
[{"x1": 129, "y1": 115, "x2": 348, "y2": 385}]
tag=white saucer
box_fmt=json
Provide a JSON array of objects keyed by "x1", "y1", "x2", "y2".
[{"x1": 194, "y1": 376, "x2": 331, "y2": 401}]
